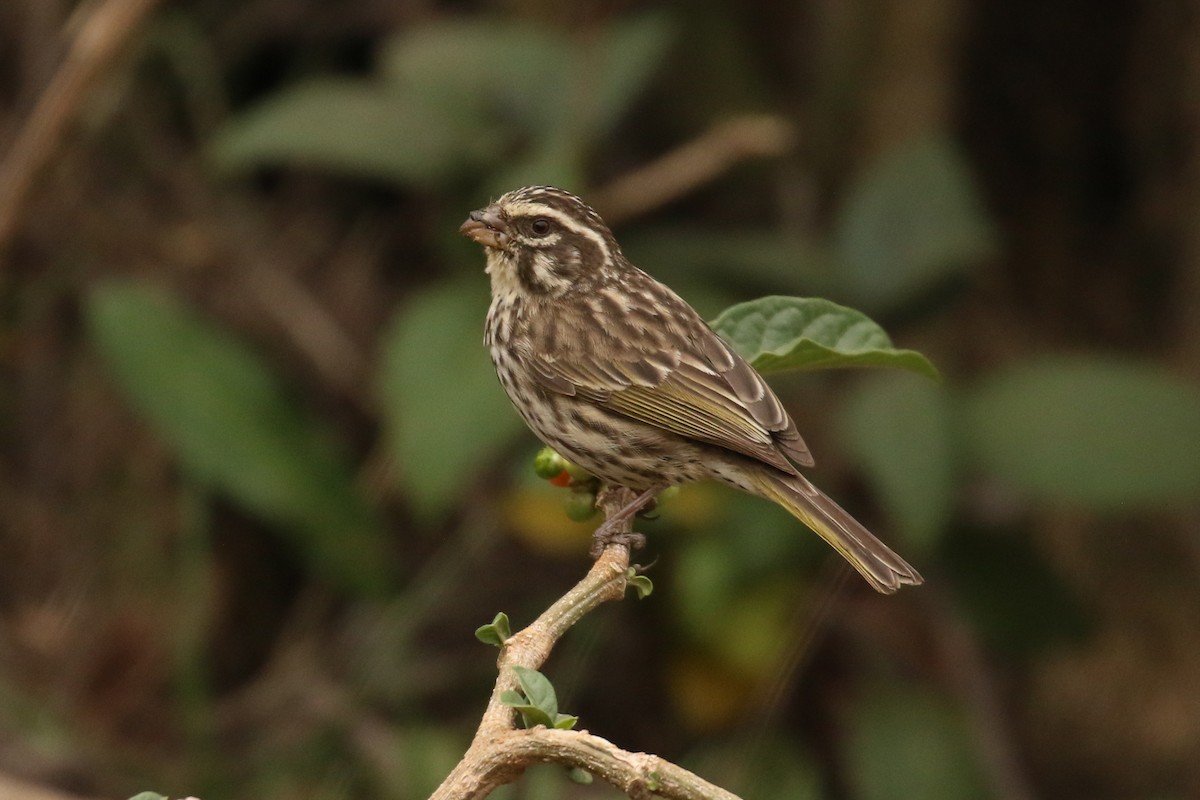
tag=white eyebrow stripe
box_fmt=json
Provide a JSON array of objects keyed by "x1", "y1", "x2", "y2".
[{"x1": 505, "y1": 202, "x2": 613, "y2": 268}]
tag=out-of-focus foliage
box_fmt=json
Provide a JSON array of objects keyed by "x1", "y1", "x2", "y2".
[
  {"x1": 962, "y1": 356, "x2": 1200, "y2": 507},
  {"x1": 834, "y1": 134, "x2": 996, "y2": 313},
  {"x1": 377, "y1": 278, "x2": 522, "y2": 519},
  {"x1": 87, "y1": 281, "x2": 391, "y2": 593},
  {"x1": 213, "y1": 77, "x2": 498, "y2": 183},
  {"x1": 212, "y1": 13, "x2": 675, "y2": 190},
  {"x1": 846, "y1": 685, "x2": 990, "y2": 800},
  {"x1": 840, "y1": 373, "x2": 956, "y2": 551}
]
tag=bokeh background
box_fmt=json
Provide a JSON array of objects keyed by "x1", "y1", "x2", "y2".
[{"x1": 3, "y1": 1, "x2": 1200, "y2": 798}]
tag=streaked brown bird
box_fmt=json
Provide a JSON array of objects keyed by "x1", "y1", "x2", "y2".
[{"x1": 460, "y1": 186, "x2": 922, "y2": 593}]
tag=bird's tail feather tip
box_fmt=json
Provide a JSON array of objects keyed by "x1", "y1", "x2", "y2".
[{"x1": 755, "y1": 472, "x2": 924, "y2": 595}]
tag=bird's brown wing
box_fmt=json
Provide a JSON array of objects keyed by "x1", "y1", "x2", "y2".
[{"x1": 520, "y1": 298, "x2": 813, "y2": 473}]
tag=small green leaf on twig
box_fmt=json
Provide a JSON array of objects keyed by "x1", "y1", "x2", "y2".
[
  {"x1": 513, "y1": 666, "x2": 557, "y2": 715},
  {"x1": 500, "y1": 689, "x2": 555, "y2": 729},
  {"x1": 567, "y1": 766, "x2": 593, "y2": 784},
  {"x1": 502, "y1": 666, "x2": 577, "y2": 729},
  {"x1": 628, "y1": 573, "x2": 654, "y2": 599},
  {"x1": 710, "y1": 296, "x2": 939, "y2": 380},
  {"x1": 474, "y1": 612, "x2": 512, "y2": 647},
  {"x1": 505, "y1": 701, "x2": 555, "y2": 729}
]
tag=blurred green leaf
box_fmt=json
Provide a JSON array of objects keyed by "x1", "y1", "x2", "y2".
[
  {"x1": 834, "y1": 133, "x2": 994, "y2": 311},
  {"x1": 710, "y1": 296, "x2": 939, "y2": 379},
  {"x1": 670, "y1": 494, "x2": 818, "y2": 679},
  {"x1": 378, "y1": 279, "x2": 525, "y2": 518},
  {"x1": 670, "y1": 498, "x2": 794, "y2": 644},
  {"x1": 487, "y1": 135, "x2": 585, "y2": 200},
  {"x1": 380, "y1": 21, "x2": 569, "y2": 133},
  {"x1": 88, "y1": 282, "x2": 390, "y2": 593},
  {"x1": 707, "y1": 581, "x2": 797, "y2": 679},
  {"x1": 384, "y1": 14, "x2": 671, "y2": 187},
  {"x1": 393, "y1": 727, "x2": 474, "y2": 799},
  {"x1": 565, "y1": 766, "x2": 592, "y2": 783},
  {"x1": 210, "y1": 79, "x2": 493, "y2": 182},
  {"x1": 518, "y1": 765, "x2": 577, "y2": 799},
  {"x1": 847, "y1": 685, "x2": 990, "y2": 800},
  {"x1": 213, "y1": 15, "x2": 671, "y2": 190},
  {"x1": 385, "y1": 12, "x2": 672, "y2": 138},
  {"x1": 962, "y1": 356, "x2": 1200, "y2": 507},
  {"x1": 581, "y1": 12, "x2": 674, "y2": 137},
  {"x1": 839, "y1": 373, "x2": 955, "y2": 551}
]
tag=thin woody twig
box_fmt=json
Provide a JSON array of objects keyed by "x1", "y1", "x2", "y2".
[
  {"x1": 429, "y1": 488, "x2": 745, "y2": 800},
  {"x1": 590, "y1": 114, "x2": 797, "y2": 227},
  {"x1": 0, "y1": 0, "x2": 163, "y2": 250}
]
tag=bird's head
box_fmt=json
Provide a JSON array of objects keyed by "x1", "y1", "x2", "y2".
[{"x1": 460, "y1": 186, "x2": 621, "y2": 297}]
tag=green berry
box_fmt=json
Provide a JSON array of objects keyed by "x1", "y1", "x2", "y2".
[
  {"x1": 564, "y1": 491, "x2": 598, "y2": 521},
  {"x1": 533, "y1": 447, "x2": 568, "y2": 479}
]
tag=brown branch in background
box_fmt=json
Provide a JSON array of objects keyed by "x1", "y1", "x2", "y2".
[
  {"x1": 244, "y1": 263, "x2": 370, "y2": 402},
  {"x1": 429, "y1": 488, "x2": 744, "y2": 800},
  {"x1": 590, "y1": 114, "x2": 797, "y2": 227},
  {"x1": 0, "y1": 772, "x2": 97, "y2": 800},
  {"x1": 0, "y1": 0, "x2": 163, "y2": 251},
  {"x1": 927, "y1": 588, "x2": 1035, "y2": 800}
]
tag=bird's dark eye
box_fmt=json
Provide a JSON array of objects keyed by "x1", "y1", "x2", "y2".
[{"x1": 530, "y1": 218, "x2": 552, "y2": 236}]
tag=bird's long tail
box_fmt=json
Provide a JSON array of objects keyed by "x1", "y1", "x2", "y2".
[{"x1": 751, "y1": 472, "x2": 923, "y2": 594}]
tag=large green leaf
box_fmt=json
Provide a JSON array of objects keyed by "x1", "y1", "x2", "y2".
[
  {"x1": 962, "y1": 356, "x2": 1200, "y2": 507},
  {"x1": 210, "y1": 79, "x2": 494, "y2": 182},
  {"x1": 710, "y1": 296, "x2": 939, "y2": 379},
  {"x1": 834, "y1": 133, "x2": 995, "y2": 312},
  {"x1": 378, "y1": 279, "x2": 525, "y2": 518},
  {"x1": 87, "y1": 282, "x2": 390, "y2": 593},
  {"x1": 838, "y1": 373, "x2": 955, "y2": 552}
]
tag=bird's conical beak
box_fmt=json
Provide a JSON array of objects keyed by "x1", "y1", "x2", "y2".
[{"x1": 459, "y1": 206, "x2": 509, "y2": 249}]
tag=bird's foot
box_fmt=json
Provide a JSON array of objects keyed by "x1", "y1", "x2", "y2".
[
  {"x1": 589, "y1": 486, "x2": 660, "y2": 559},
  {"x1": 589, "y1": 529, "x2": 646, "y2": 559}
]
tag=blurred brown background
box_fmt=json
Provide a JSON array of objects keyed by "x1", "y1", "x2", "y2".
[{"x1": 2, "y1": 1, "x2": 1200, "y2": 798}]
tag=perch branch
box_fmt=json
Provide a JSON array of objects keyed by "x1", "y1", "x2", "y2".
[{"x1": 429, "y1": 487, "x2": 744, "y2": 800}]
